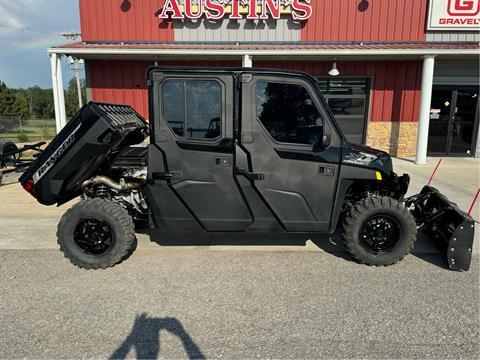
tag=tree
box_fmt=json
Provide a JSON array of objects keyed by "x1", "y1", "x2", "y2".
[
  {"x1": 10, "y1": 92, "x2": 29, "y2": 118},
  {"x1": 28, "y1": 86, "x2": 55, "y2": 119},
  {"x1": 65, "y1": 78, "x2": 87, "y2": 118},
  {"x1": 0, "y1": 78, "x2": 86, "y2": 120},
  {"x1": 0, "y1": 81, "x2": 28, "y2": 117},
  {"x1": 0, "y1": 81, "x2": 16, "y2": 115}
]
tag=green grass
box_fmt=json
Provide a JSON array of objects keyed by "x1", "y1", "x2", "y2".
[{"x1": 0, "y1": 119, "x2": 56, "y2": 143}]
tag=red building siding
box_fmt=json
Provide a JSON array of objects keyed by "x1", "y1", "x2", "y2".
[
  {"x1": 301, "y1": 0, "x2": 428, "y2": 42},
  {"x1": 88, "y1": 60, "x2": 421, "y2": 123},
  {"x1": 89, "y1": 61, "x2": 151, "y2": 119},
  {"x1": 79, "y1": 0, "x2": 428, "y2": 43},
  {"x1": 79, "y1": 0, "x2": 174, "y2": 42},
  {"x1": 88, "y1": 60, "x2": 241, "y2": 119}
]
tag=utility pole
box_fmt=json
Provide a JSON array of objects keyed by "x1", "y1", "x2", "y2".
[
  {"x1": 74, "y1": 59, "x2": 83, "y2": 108},
  {"x1": 60, "y1": 31, "x2": 83, "y2": 109},
  {"x1": 26, "y1": 90, "x2": 33, "y2": 117}
]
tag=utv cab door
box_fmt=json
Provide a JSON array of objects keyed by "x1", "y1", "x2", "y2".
[
  {"x1": 238, "y1": 72, "x2": 343, "y2": 232},
  {"x1": 147, "y1": 70, "x2": 252, "y2": 231}
]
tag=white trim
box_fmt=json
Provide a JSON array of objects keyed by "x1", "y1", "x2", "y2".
[
  {"x1": 50, "y1": 54, "x2": 62, "y2": 134},
  {"x1": 416, "y1": 55, "x2": 436, "y2": 165},
  {"x1": 49, "y1": 53, "x2": 67, "y2": 134},
  {"x1": 56, "y1": 55, "x2": 67, "y2": 130},
  {"x1": 48, "y1": 47, "x2": 480, "y2": 57},
  {"x1": 476, "y1": 121, "x2": 480, "y2": 158}
]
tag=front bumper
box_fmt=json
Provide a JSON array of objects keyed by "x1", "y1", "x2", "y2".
[{"x1": 388, "y1": 173, "x2": 410, "y2": 199}]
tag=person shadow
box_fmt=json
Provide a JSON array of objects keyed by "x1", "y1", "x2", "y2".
[{"x1": 110, "y1": 314, "x2": 205, "y2": 360}]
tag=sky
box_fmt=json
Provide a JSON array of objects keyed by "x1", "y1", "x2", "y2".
[{"x1": 0, "y1": 0, "x2": 81, "y2": 89}]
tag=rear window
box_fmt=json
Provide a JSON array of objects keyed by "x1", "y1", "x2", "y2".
[{"x1": 162, "y1": 80, "x2": 222, "y2": 140}]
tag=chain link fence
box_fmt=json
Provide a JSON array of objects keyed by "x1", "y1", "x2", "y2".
[{"x1": 0, "y1": 116, "x2": 56, "y2": 143}]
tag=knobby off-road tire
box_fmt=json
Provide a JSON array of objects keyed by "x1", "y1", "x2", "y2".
[
  {"x1": 342, "y1": 196, "x2": 417, "y2": 266},
  {"x1": 0, "y1": 141, "x2": 18, "y2": 165},
  {"x1": 57, "y1": 199, "x2": 136, "y2": 269}
]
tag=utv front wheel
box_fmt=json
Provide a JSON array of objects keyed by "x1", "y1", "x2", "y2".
[
  {"x1": 57, "y1": 199, "x2": 136, "y2": 269},
  {"x1": 342, "y1": 196, "x2": 417, "y2": 266}
]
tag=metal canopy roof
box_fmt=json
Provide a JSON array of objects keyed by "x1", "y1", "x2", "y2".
[{"x1": 49, "y1": 41, "x2": 480, "y2": 59}]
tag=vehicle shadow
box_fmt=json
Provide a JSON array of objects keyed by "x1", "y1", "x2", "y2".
[
  {"x1": 144, "y1": 228, "x2": 354, "y2": 263},
  {"x1": 143, "y1": 228, "x2": 450, "y2": 269},
  {"x1": 110, "y1": 313, "x2": 205, "y2": 360}
]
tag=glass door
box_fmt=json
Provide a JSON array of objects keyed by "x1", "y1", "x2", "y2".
[
  {"x1": 450, "y1": 89, "x2": 478, "y2": 155},
  {"x1": 428, "y1": 88, "x2": 453, "y2": 154},
  {"x1": 428, "y1": 87, "x2": 479, "y2": 156}
]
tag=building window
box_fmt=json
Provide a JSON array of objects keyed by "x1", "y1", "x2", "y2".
[
  {"x1": 162, "y1": 80, "x2": 222, "y2": 140},
  {"x1": 318, "y1": 78, "x2": 370, "y2": 145},
  {"x1": 255, "y1": 81, "x2": 324, "y2": 145}
]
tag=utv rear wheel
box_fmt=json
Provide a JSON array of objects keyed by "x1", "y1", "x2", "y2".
[
  {"x1": 57, "y1": 199, "x2": 136, "y2": 269},
  {"x1": 342, "y1": 196, "x2": 417, "y2": 266}
]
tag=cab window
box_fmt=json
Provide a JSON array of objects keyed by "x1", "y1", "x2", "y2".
[{"x1": 255, "y1": 81, "x2": 323, "y2": 145}]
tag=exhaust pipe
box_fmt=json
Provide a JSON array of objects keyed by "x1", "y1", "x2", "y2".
[{"x1": 82, "y1": 176, "x2": 141, "y2": 194}]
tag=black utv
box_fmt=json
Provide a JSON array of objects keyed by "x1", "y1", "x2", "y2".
[{"x1": 18, "y1": 68, "x2": 475, "y2": 271}]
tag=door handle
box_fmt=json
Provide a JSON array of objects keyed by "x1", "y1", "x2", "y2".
[
  {"x1": 152, "y1": 171, "x2": 182, "y2": 180},
  {"x1": 318, "y1": 166, "x2": 335, "y2": 176},
  {"x1": 235, "y1": 167, "x2": 265, "y2": 181},
  {"x1": 215, "y1": 157, "x2": 231, "y2": 167}
]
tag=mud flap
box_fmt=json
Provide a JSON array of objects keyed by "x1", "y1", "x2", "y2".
[{"x1": 405, "y1": 186, "x2": 475, "y2": 271}]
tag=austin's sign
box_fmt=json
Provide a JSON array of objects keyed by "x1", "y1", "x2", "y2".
[
  {"x1": 428, "y1": 0, "x2": 480, "y2": 30},
  {"x1": 158, "y1": 0, "x2": 313, "y2": 21}
]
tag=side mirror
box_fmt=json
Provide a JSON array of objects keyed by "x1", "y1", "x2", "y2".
[
  {"x1": 313, "y1": 130, "x2": 331, "y2": 152},
  {"x1": 322, "y1": 134, "x2": 331, "y2": 148}
]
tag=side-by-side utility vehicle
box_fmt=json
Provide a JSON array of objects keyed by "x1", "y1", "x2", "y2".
[{"x1": 18, "y1": 68, "x2": 475, "y2": 270}]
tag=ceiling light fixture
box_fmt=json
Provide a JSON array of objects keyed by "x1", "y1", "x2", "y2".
[{"x1": 328, "y1": 62, "x2": 340, "y2": 77}]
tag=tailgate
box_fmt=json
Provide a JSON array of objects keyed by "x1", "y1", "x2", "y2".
[{"x1": 19, "y1": 102, "x2": 148, "y2": 205}]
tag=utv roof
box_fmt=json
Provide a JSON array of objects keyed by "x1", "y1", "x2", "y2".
[{"x1": 146, "y1": 66, "x2": 319, "y2": 82}]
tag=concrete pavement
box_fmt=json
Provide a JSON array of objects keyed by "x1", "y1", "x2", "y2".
[
  {"x1": 0, "y1": 249, "x2": 478, "y2": 359},
  {"x1": 393, "y1": 157, "x2": 480, "y2": 221}
]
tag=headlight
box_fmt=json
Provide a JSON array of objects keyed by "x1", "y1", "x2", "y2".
[
  {"x1": 376, "y1": 155, "x2": 393, "y2": 174},
  {"x1": 382, "y1": 157, "x2": 393, "y2": 174}
]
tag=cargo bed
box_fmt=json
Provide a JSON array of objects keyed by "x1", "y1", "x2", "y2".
[{"x1": 19, "y1": 102, "x2": 148, "y2": 205}]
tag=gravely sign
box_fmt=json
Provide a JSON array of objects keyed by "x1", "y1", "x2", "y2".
[
  {"x1": 428, "y1": 0, "x2": 480, "y2": 30},
  {"x1": 158, "y1": 0, "x2": 313, "y2": 21}
]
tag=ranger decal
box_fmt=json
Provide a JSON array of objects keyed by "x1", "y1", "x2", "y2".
[{"x1": 32, "y1": 124, "x2": 81, "y2": 184}]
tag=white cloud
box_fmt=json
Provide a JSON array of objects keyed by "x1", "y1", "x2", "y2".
[
  {"x1": 0, "y1": 3, "x2": 28, "y2": 36},
  {"x1": 0, "y1": 0, "x2": 80, "y2": 88},
  {"x1": 0, "y1": 0, "x2": 70, "y2": 38}
]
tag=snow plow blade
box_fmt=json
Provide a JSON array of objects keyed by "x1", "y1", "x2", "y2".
[{"x1": 406, "y1": 186, "x2": 475, "y2": 271}]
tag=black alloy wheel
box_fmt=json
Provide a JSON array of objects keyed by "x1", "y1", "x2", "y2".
[
  {"x1": 73, "y1": 219, "x2": 114, "y2": 255},
  {"x1": 360, "y1": 215, "x2": 401, "y2": 255}
]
